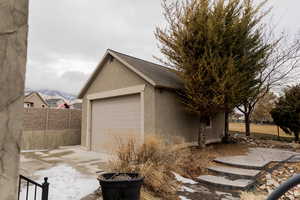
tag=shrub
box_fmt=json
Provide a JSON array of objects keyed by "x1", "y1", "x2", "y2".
[
  {"x1": 108, "y1": 136, "x2": 180, "y2": 200},
  {"x1": 271, "y1": 84, "x2": 300, "y2": 142}
]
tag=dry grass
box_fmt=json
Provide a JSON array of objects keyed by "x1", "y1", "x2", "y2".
[
  {"x1": 230, "y1": 122, "x2": 292, "y2": 138},
  {"x1": 240, "y1": 191, "x2": 266, "y2": 200},
  {"x1": 107, "y1": 135, "x2": 250, "y2": 200},
  {"x1": 108, "y1": 136, "x2": 180, "y2": 200}
]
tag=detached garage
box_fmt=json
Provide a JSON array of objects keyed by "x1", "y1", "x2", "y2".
[
  {"x1": 78, "y1": 49, "x2": 225, "y2": 153},
  {"x1": 90, "y1": 94, "x2": 141, "y2": 152}
]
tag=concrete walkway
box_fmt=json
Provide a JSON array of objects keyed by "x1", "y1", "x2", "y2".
[
  {"x1": 198, "y1": 148, "x2": 300, "y2": 190},
  {"x1": 20, "y1": 146, "x2": 113, "y2": 200}
]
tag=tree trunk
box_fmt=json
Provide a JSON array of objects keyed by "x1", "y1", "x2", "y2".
[
  {"x1": 198, "y1": 119, "x2": 206, "y2": 148},
  {"x1": 245, "y1": 113, "x2": 251, "y2": 137},
  {"x1": 295, "y1": 132, "x2": 299, "y2": 142},
  {"x1": 223, "y1": 112, "x2": 229, "y2": 142}
]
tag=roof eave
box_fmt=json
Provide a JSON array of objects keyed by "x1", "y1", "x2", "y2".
[
  {"x1": 25, "y1": 92, "x2": 48, "y2": 106},
  {"x1": 107, "y1": 50, "x2": 156, "y2": 86},
  {"x1": 36, "y1": 92, "x2": 49, "y2": 106},
  {"x1": 155, "y1": 84, "x2": 182, "y2": 91},
  {"x1": 77, "y1": 49, "x2": 157, "y2": 99},
  {"x1": 77, "y1": 51, "x2": 111, "y2": 99}
]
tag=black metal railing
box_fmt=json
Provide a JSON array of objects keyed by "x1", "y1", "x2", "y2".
[
  {"x1": 267, "y1": 174, "x2": 300, "y2": 200},
  {"x1": 18, "y1": 175, "x2": 49, "y2": 200}
]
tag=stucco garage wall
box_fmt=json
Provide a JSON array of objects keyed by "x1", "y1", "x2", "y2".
[
  {"x1": 154, "y1": 88, "x2": 199, "y2": 143},
  {"x1": 204, "y1": 112, "x2": 225, "y2": 143},
  {"x1": 22, "y1": 108, "x2": 81, "y2": 150},
  {"x1": 81, "y1": 58, "x2": 155, "y2": 148},
  {"x1": 154, "y1": 88, "x2": 225, "y2": 144}
]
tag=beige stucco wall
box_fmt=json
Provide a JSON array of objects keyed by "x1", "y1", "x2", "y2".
[
  {"x1": 81, "y1": 58, "x2": 155, "y2": 149},
  {"x1": 24, "y1": 93, "x2": 47, "y2": 108},
  {"x1": 22, "y1": 130, "x2": 81, "y2": 150},
  {"x1": 205, "y1": 112, "x2": 225, "y2": 144},
  {"x1": 154, "y1": 88, "x2": 225, "y2": 144},
  {"x1": 154, "y1": 89, "x2": 199, "y2": 143},
  {"x1": 22, "y1": 108, "x2": 81, "y2": 150},
  {"x1": 0, "y1": 1, "x2": 28, "y2": 199}
]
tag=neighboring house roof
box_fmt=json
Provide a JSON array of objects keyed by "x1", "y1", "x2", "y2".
[
  {"x1": 78, "y1": 49, "x2": 183, "y2": 98},
  {"x1": 24, "y1": 92, "x2": 48, "y2": 106},
  {"x1": 45, "y1": 98, "x2": 64, "y2": 107}
]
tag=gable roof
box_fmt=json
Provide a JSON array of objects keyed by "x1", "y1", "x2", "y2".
[
  {"x1": 25, "y1": 92, "x2": 48, "y2": 106},
  {"x1": 78, "y1": 49, "x2": 183, "y2": 98}
]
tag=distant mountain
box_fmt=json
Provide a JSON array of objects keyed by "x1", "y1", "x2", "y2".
[{"x1": 25, "y1": 88, "x2": 77, "y2": 102}]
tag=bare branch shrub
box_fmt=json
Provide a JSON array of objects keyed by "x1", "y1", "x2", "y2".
[{"x1": 109, "y1": 135, "x2": 180, "y2": 200}]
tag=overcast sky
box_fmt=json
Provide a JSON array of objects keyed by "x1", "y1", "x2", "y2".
[{"x1": 26, "y1": 0, "x2": 300, "y2": 95}]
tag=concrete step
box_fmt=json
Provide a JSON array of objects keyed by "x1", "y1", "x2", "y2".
[
  {"x1": 197, "y1": 175, "x2": 255, "y2": 190},
  {"x1": 213, "y1": 156, "x2": 269, "y2": 170},
  {"x1": 207, "y1": 166, "x2": 261, "y2": 179}
]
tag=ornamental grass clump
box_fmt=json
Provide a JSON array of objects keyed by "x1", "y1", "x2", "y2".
[{"x1": 109, "y1": 136, "x2": 180, "y2": 200}]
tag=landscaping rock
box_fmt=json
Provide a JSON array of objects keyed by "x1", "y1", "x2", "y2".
[{"x1": 256, "y1": 163, "x2": 300, "y2": 200}]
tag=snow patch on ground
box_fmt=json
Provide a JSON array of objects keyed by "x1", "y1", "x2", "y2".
[
  {"x1": 180, "y1": 186, "x2": 195, "y2": 193},
  {"x1": 20, "y1": 164, "x2": 98, "y2": 200},
  {"x1": 179, "y1": 195, "x2": 192, "y2": 200},
  {"x1": 172, "y1": 172, "x2": 197, "y2": 184}
]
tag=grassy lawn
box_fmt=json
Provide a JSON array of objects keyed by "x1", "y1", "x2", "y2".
[{"x1": 229, "y1": 122, "x2": 293, "y2": 138}]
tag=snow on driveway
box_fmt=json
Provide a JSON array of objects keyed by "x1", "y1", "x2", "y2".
[
  {"x1": 20, "y1": 164, "x2": 99, "y2": 200},
  {"x1": 20, "y1": 146, "x2": 113, "y2": 200}
]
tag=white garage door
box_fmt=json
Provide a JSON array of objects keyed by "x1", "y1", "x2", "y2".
[{"x1": 91, "y1": 94, "x2": 141, "y2": 152}]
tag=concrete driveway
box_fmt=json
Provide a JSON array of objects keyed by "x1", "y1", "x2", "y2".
[{"x1": 20, "y1": 146, "x2": 112, "y2": 200}]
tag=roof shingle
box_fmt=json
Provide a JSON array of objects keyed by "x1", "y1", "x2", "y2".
[
  {"x1": 78, "y1": 49, "x2": 183, "y2": 98},
  {"x1": 108, "y1": 49, "x2": 183, "y2": 89}
]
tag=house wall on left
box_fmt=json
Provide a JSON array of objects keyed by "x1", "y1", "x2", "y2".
[{"x1": 0, "y1": 0, "x2": 29, "y2": 199}]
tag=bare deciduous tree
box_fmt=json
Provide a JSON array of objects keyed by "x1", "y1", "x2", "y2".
[
  {"x1": 237, "y1": 34, "x2": 300, "y2": 136},
  {"x1": 251, "y1": 91, "x2": 277, "y2": 123}
]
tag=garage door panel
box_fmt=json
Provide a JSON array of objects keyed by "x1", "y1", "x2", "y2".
[{"x1": 91, "y1": 94, "x2": 141, "y2": 152}]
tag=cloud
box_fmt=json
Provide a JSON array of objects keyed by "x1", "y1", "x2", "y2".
[
  {"x1": 28, "y1": 0, "x2": 165, "y2": 62},
  {"x1": 25, "y1": 59, "x2": 91, "y2": 95},
  {"x1": 26, "y1": 0, "x2": 168, "y2": 94},
  {"x1": 26, "y1": 0, "x2": 300, "y2": 94}
]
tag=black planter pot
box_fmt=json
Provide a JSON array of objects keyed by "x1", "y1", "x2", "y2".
[{"x1": 98, "y1": 173, "x2": 144, "y2": 200}]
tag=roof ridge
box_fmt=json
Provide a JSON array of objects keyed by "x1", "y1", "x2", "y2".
[
  {"x1": 78, "y1": 49, "x2": 183, "y2": 98},
  {"x1": 25, "y1": 92, "x2": 49, "y2": 106},
  {"x1": 108, "y1": 49, "x2": 173, "y2": 72}
]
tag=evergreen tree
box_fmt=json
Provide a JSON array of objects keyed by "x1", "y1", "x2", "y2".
[
  {"x1": 237, "y1": 37, "x2": 300, "y2": 136},
  {"x1": 271, "y1": 85, "x2": 300, "y2": 142},
  {"x1": 155, "y1": 0, "x2": 272, "y2": 144}
]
